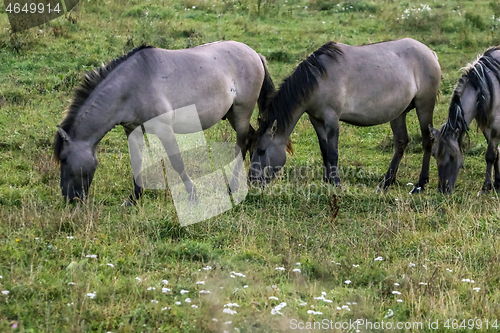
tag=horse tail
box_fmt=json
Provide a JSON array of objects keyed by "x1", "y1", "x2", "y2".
[{"x1": 257, "y1": 54, "x2": 276, "y2": 118}]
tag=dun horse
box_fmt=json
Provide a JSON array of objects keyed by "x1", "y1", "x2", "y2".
[
  {"x1": 54, "y1": 41, "x2": 274, "y2": 202},
  {"x1": 430, "y1": 46, "x2": 500, "y2": 193},
  {"x1": 250, "y1": 38, "x2": 441, "y2": 193}
]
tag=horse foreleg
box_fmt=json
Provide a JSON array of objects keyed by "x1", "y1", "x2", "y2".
[
  {"x1": 157, "y1": 128, "x2": 197, "y2": 201},
  {"x1": 494, "y1": 145, "x2": 500, "y2": 190},
  {"x1": 412, "y1": 99, "x2": 435, "y2": 193},
  {"x1": 482, "y1": 137, "x2": 499, "y2": 192},
  {"x1": 324, "y1": 115, "x2": 341, "y2": 186},
  {"x1": 225, "y1": 105, "x2": 251, "y2": 192},
  {"x1": 309, "y1": 115, "x2": 330, "y2": 182},
  {"x1": 125, "y1": 127, "x2": 145, "y2": 205},
  {"x1": 379, "y1": 112, "x2": 408, "y2": 191}
]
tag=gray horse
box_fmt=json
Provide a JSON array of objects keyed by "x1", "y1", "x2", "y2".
[
  {"x1": 430, "y1": 46, "x2": 500, "y2": 193},
  {"x1": 54, "y1": 41, "x2": 275, "y2": 202},
  {"x1": 249, "y1": 38, "x2": 441, "y2": 193}
]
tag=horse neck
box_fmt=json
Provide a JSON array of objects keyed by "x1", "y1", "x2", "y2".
[
  {"x1": 69, "y1": 88, "x2": 126, "y2": 149},
  {"x1": 281, "y1": 104, "x2": 307, "y2": 140},
  {"x1": 460, "y1": 82, "x2": 480, "y2": 127}
]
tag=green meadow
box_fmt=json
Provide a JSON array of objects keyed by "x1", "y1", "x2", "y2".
[{"x1": 1, "y1": 0, "x2": 500, "y2": 331}]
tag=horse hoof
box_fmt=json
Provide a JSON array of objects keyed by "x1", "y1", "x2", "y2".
[
  {"x1": 121, "y1": 200, "x2": 133, "y2": 207},
  {"x1": 409, "y1": 186, "x2": 422, "y2": 194}
]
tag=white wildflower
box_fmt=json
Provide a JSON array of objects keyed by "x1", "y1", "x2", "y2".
[
  {"x1": 392, "y1": 291, "x2": 402, "y2": 295},
  {"x1": 374, "y1": 256, "x2": 383, "y2": 261},
  {"x1": 307, "y1": 310, "x2": 323, "y2": 315},
  {"x1": 1, "y1": 291, "x2": 9, "y2": 295},
  {"x1": 345, "y1": 280, "x2": 351, "y2": 284},
  {"x1": 161, "y1": 307, "x2": 171, "y2": 311},
  {"x1": 224, "y1": 303, "x2": 239, "y2": 308},
  {"x1": 86, "y1": 254, "x2": 97, "y2": 259},
  {"x1": 419, "y1": 282, "x2": 428, "y2": 285},
  {"x1": 135, "y1": 277, "x2": 142, "y2": 283},
  {"x1": 196, "y1": 281, "x2": 205, "y2": 285},
  {"x1": 397, "y1": 299, "x2": 403, "y2": 303},
  {"x1": 292, "y1": 268, "x2": 301, "y2": 273},
  {"x1": 394, "y1": 283, "x2": 400, "y2": 286},
  {"x1": 151, "y1": 300, "x2": 158, "y2": 303},
  {"x1": 230, "y1": 271, "x2": 246, "y2": 277},
  {"x1": 162, "y1": 288, "x2": 171, "y2": 293},
  {"x1": 243, "y1": 285, "x2": 248, "y2": 288},
  {"x1": 223, "y1": 308, "x2": 237, "y2": 315},
  {"x1": 162, "y1": 280, "x2": 168, "y2": 284},
  {"x1": 203, "y1": 266, "x2": 212, "y2": 271},
  {"x1": 191, "y1": 304, "x2": 198, "y2": 308},
  {"x1": 185, "y1": 298, "x2": 191, "y2": 303},
  {"x1": 180, "y1": 290, "x2": 189, "y2": 294},
  {"x1": 269, "y1": 296, "x2": 278, "y2": 300},
  {"x1": 175, "y1": 301, "x2": 181, "y2": 305},
  {"x1": 473, "y1": 287, "x2": 480, "y2": 292},
  {"x1": 106, "y1": 263, "x2": 114, "y2": 268},
  {"x1": 87, "y1": 292, "x2": 96, "y2": 299},
  {"x1": 271, "y1": 302, "x2": 287, "y2": 315},
  {"x1": 147, "y1": 287, "x2": 156, "y2": 290}
]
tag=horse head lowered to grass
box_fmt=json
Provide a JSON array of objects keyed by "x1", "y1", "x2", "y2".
[
  {"x1": 250, "y1": 38, "x2": 441, "y2": 193},
  {"x1": 430, "y1": 46, "x2": 500, "y2": 194},
  {"x1": 54, "y1": 41, "x2": 275, "y2": 202}
]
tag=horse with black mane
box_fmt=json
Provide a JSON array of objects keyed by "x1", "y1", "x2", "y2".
[
  {"x1": 250, "y1": 38, "x2": 441, "y2": 193},
  {"x1": 430, "y1": 46, "x2": 500, "y2": 193},
  {"x1": 54, "y1": 41, "x2": 275, "y2": 202}
]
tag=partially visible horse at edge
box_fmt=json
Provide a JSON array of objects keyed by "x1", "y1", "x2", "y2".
[
  {"x1": 430, "y1": 46, "x2": 500, "y2": 194},
  {"x1": 54, "y1": 41, "x2": 275, "y2": 202},
  {"x1": 249, "y1": 38, "x2": 441, "y2": 193}
]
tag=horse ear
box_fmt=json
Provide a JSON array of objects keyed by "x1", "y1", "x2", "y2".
[
  {"x1": 57, "y1": 127, "x2": 71, "y2": 142},
  {"x1": 428, "y1": 125, "x2": 440, "y2": 140},
  {"x1": 270, "y1": 119, "x2": 277, "y2": 138}
]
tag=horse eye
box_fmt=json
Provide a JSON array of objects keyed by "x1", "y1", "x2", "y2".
[{"x1": 257, "y1": 148, "x2": 266, "y2": 156}]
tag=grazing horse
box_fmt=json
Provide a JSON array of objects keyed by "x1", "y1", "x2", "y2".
[
  {"x1": 54, "y1": 41, "x2": 275, "y2": 202},
  {"x1": 430, "y1": 46, "x2": 500, "y2": 193},
  {"x1": 249, "y1": 38, "x2": 441, "y2": 193}
]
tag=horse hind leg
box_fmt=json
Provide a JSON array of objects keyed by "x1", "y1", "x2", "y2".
[
  {"x1": 410, "y1": 96, "x2": 436, "y2": 194},
  {"x1": 378, "y1": 112, "x2": 409, "y2": 191}
]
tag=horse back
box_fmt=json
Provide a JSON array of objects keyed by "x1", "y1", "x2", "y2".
[{"x1": 311, "y1": 38, "x2": 440, "y2": 126}]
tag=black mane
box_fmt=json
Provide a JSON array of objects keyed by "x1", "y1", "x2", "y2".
[
  {"x1": 441, "y1": 46, "x2": 500, "y2": 142},
  {"x1": 258, "y1": 42, "x2": 343, "y2": 133},
  {"x1": 54, "y1": 45, "x2": 153, "y2": 161}
]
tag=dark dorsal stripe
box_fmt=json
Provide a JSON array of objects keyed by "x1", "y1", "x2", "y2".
[
  {"x1": 54, "y1": 45, "x2": 153, "y2": 161},
  {"x1": 443, "y1": 46, "x2": 500, "y2": 142},
  {"x1": 258, "y1": 42, "x2": 343, "y2": 133}
]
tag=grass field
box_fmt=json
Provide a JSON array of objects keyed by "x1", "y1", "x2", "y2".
[{"x1": 1, "y1": 0, "x2": 500, "y2": 331}]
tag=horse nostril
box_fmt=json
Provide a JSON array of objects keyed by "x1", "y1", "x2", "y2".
[{"x1": 257, "y1": 148, "x2": 266, "y2": 156}]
